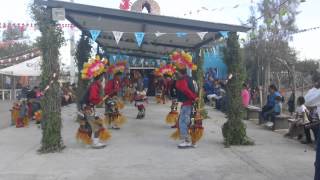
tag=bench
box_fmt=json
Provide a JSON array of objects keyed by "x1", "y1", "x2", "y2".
[
  {"x1": 245, "y1": 105, "x2": 261, "y2": 121},
  {"x1": 272, "y1": 115, "x2": 291, "y2": 131}
]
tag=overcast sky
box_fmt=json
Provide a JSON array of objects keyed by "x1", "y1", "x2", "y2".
[{"x1": 0, "y1": 0, "x2": 319, "y2": 63}]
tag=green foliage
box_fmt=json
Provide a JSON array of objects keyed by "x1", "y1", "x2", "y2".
[
  {"x1": 222, "y1": 32, "x2": 254, "y2": 147},
  {"x1": 195, "y1": 50, "x2": 208, "y2": 119},
  {"x1": 0, "y1": 26, "x2": 34, "y2": 59},
  {"x1": 31, "y1": 2, "x2": 65, "y2": 153},
  {"x1": 75, "y1": 33, "x2": 92, "y2": 109},
  {"x1": 2, "y1": 26, "x2": 25, "y2": 41}
]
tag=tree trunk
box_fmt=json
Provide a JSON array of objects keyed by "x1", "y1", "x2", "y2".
[{"x1": 32, "y1": 5, "x2": 65, "y2": 153}]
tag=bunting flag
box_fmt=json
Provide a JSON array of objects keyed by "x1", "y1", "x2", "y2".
[
  {"x1": 219, "y1": 31, "x2": 229, "y2": 38},
  {"x1": 176, "y1": 32, "x2": 187, "y2": 38},
  {"x1": 134, "y1": 32, "x2": 145, "y2": 47},
  {"x1": 155, "y1": 32, "x2": 166, "y2": 37},
  {"x1": 197, "y1": 32, "x2": 208, "y2": 40},
  {"x1": 89, "y1": 30, "x2": 101, "y2": 41},
  {"x1": 112, "y1": 31, "x2": 124, "y2": 45}
]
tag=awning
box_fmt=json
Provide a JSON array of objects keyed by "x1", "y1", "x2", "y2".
[
  {"x1": 0, "y1": 56, "x2": 41, "y2": 76},
  {"x1": 37, "y1": 0, "x2": 250, "y2": 59}
]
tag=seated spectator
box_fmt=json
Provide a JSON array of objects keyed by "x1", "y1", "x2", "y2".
[
  {"x1": 285, "y1": 96, "x2": 309, "y2": 139},
  {"x1": 260, "y1": 84, "x2": 281, "y2": 122},
  {"x1": 241, "y1": 83, "x2": 250, "y2": 108},
  {"x1": 264, "y1": 95, "x2": 282, "y2": 127},
  {"x1": 204, "y1": 78, "x2": 214, "y2": 105}
]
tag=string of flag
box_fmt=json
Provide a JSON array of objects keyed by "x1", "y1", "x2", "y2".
[
  {"x1": 183, "y1": 1, "x2": 257, "y2": 16},
  {"x1": 88, "y1": 30, "x2": 229, "y2": 47},
  {"x1": 0, "y1": 49, "x2": 41, "y2": 66},
  {"x1": 0, "y1": 22, "x2": 77, "y2": 31}
]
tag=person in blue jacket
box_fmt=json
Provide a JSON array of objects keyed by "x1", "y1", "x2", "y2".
[{"x1": 260, "y1": 84, "x2": 281, "y2": 122}]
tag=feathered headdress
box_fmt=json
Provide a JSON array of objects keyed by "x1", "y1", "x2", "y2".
[
  {"x1": 159, "y1": 64, "x2": 176, "y2": 76},
  {"x1": 154, "y1": 68, "x2": 162, "y2": 77},
  {"x1": 107, "y1": 61, "x2": 127, "y2": 75},
  {"x1": 81, "y1": 56, "x2": 108, "y2": 80},
  {"x1": 170, "y1": 50, "x2": 197, "y2": 70}
]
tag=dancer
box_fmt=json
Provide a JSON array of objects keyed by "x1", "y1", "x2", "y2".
[
  {"x1": 105, "y1": 61, "x2": 127, "y2": 129},
  {"x1": 134, "y1": 82, "x2": 148, "y2": 119},
  {"x1": 76, "y1": 57, "x2": 111, "y2": 148},
  {"x1": 169, "y1": 51, "x2": 202, "y2": 148}
]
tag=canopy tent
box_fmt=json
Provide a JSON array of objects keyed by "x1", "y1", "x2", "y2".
[
  {"x1": 37, "y1": 0, "x2": 250, "y2": 60},
  {"x1": 0, "y1": 56, "x2": 41, "y2": 76}
]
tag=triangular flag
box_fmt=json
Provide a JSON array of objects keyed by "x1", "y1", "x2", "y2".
[
  {"x1": 112, "y1": 31, "x2": 123, "y2": 45},
  {"x1": 197, "y1": 32, "x2": 208, "y2": 40},
  {"x1": 219, "y1": 31, "x2": 228, "y2": 38},
  {"x1": 134, "y1": 32, "x2": 145, "y2": 47},
  {"x1": 155, "y1": 32, "x2": 166, "y2": 37},
  {"x1": 89, "y1": 30, "x2": 101, "y2": 41},
  {"x1": 176, "y1": 32, "x2": 187, "y2": 38}
]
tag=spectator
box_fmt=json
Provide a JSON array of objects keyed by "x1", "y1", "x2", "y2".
[
  {"x1": 315, "y1": 127, "x2": 320, "y2": 180},
  {"x1": 285, "y1": 96, "x2": 309, "y2": 139},
  {"x1": 241, "y1": 83, "x2": 250, "y2": 108},
  {"x1": 20, "y1": 85, "x2": 30, "y2": 99},
  {"x1": 265, "y1": 96, "x2": 282, "y2": 127},
  {"x1": 287, "y1": 91, "x2": 296, "y2": 116},
  {"x1": 205, "y1": 67, "x2": 217, "y2": 81},
  {"x1": 303, "y1": 78, "x2": 320, "y2": 145},
  {"x1": 260, "y1": 84, "x2": 281, "y2": 122}
]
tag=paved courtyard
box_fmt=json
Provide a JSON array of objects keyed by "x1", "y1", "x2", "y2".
[{"x1": 0, "y1": 101, "x2": 316, "y2": 180}]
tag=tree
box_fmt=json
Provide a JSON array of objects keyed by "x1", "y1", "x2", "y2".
[
  {"x1": 2, "y1": 26, "x2": 24, "y2": 41},
  {"x1": 222, "y1": 32, "x2": 253, "y2": 147},
  {"x1": 75, "y1": 33, "x2": 92, "y2": 110},
  {"x1": 244, "y1": 0, "x2": 300, "y2": 102},
  {"x1": 31, "y1": 2, "x2": 65, "y2": 153},
  {"x1": 0, "y1": 26, "x2": 34, "y2": 59}
]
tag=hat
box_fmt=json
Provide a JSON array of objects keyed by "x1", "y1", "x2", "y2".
[
  {"x1": 170, "y1": 50, "x2": 197, "y2": 70},
  {"x1": 159, "y1": 64, "x2": 176, "y2": 76},
  {"x1": 81, "y1": 56, "x2": 108, "y2": 80},
  {"x1": 107, "y1": 61, "x2": 126, "y2": 75}
]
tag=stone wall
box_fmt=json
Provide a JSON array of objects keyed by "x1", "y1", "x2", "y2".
[{"x1": 131, "y1": 0, "x2": 161, "y2": 15}]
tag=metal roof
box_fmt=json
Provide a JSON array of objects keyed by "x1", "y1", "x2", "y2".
[{"x1": 37, "y1": 0, "x2": 250, "y2": 58}]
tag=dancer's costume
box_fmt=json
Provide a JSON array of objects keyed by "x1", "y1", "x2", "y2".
[
  {"x1": 11, "y1": 99, "x2": 29, "y2": 128},
  {"x1": 76, "y1": 57, "x2": 111, "y2": 148},
  {"x1": 169, "y1": 50, "x2": 204, "y2": 148},
  {"x1": 154, "y1": 69, "x2": 165, "y2": 104},
  {"x1": 134, "y1": 87, "x2": 148, "y2": 119},
  {"x1": 105, "y1": 61, "x2": 127, "y2": 129}
]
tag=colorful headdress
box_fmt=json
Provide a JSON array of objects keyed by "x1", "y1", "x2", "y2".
[
  {"x1": 81, "y1": 56, "x2": 108, "y2": 80},
  {"x1": 159, "y1": 64, "x2": 176, "y2": 76},
  {"x1": 107, "y1": 61, "x2": 126, "y2": 75},
  {"x1": 154, "y1": 68, "x2": 162, "y2": 77},
  {"x1": 170, "y1": 50, "x2": 197, "y2": 70}
]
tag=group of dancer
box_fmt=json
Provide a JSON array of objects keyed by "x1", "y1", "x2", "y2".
[{"x1": 75, "y1": 50, "x2": 205, "y2": 149}]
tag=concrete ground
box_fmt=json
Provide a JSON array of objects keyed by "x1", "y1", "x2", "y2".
[
  {"x1": 0, "y1": 101, "x2": 13, "y2": 129},
  {"x1": 0, "y1": 101, "x2": 316, "y2": 180}
]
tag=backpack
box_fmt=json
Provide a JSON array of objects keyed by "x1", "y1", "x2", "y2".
[
  {"x1": 79, "y1": 85, "x2": 91, "y2": 109},
  {"x1": 176, "y1": 76, "x2": 197, "y2": 102}
]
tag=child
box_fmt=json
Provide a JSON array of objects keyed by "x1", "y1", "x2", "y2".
[
  {"x1": 134, "y1": 83, "x2": 147, "y2": 119},
  {"x1": 265, "y1": 96, "x2": 282, "y2": 127},
  {"x1": 285, "y1": 96, "x2": 309, "y2": 138}
]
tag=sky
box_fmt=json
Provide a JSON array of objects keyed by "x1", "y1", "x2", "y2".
[{"x1": 0, "y1": 0, "x2": 319, "y2": 65}]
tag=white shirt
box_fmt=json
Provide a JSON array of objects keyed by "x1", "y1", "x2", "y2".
[
  {"x1": 296, "y1": 104, "x2": 308, "y2": 114},
  {"x1": 304, "y1": 87, "x2": 320, "y2": 116}
]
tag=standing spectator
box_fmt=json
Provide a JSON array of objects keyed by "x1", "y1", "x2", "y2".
[
  {"x1": 143, "y1": 73, "x2": 150, "y2": 92},
  {"x1": 241, "y1": 83, "x2": 250, "y2": 108},
  {"x1": 287, "y1": 90, "x2": 296, "y2": 116},
  {"x1": 315, "y1": 127, "x2": 320, "y2": 180},
  {"x1": 304, "y1": 78, "x2": 320, "y2": 146}
]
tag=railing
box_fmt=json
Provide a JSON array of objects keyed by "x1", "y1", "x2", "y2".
[{"x1": 0, "y1": 89, "x2": 22, "y2": 100}]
